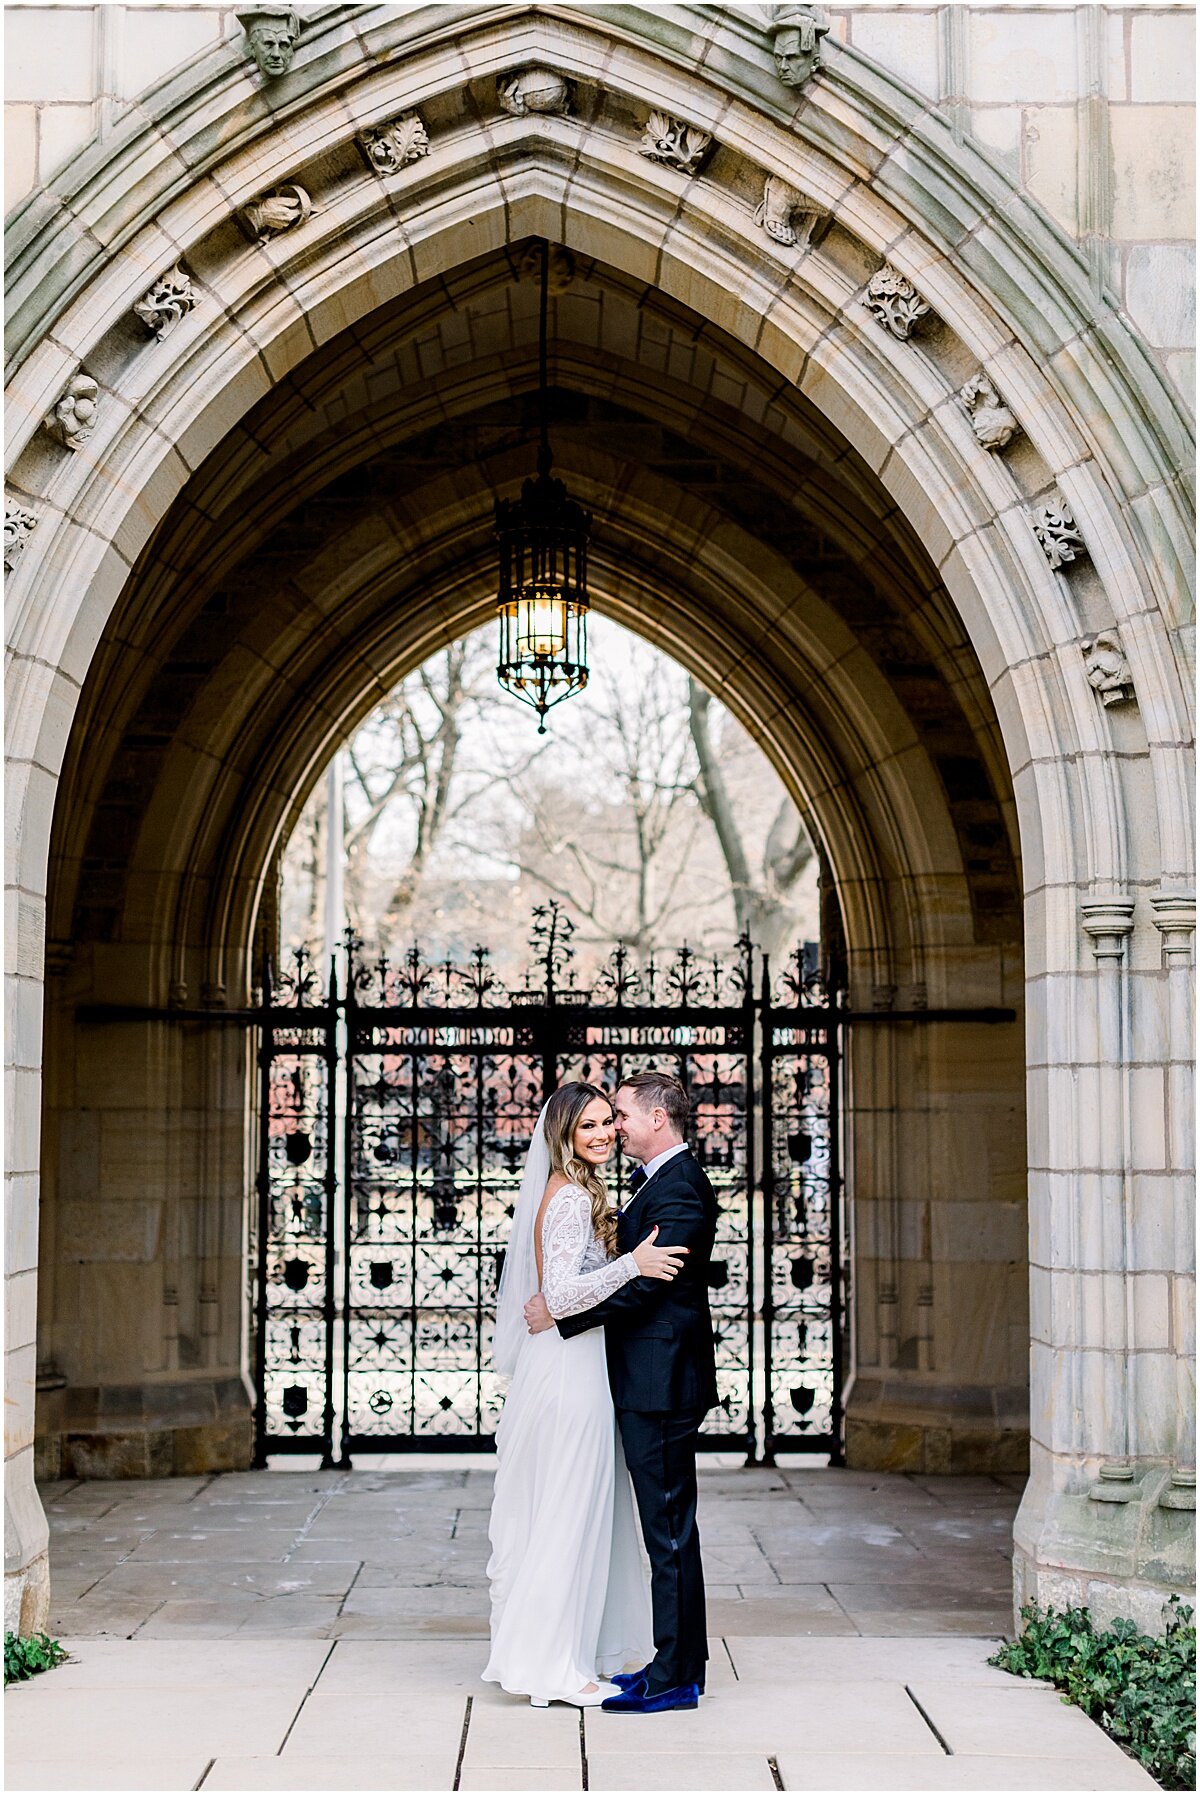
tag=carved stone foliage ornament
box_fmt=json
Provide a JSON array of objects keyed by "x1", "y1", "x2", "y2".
[
  {"x1": 754, "y1": 175, "x2": 826, "y2": 248},
  {"x1": 1030, "y1": 495, "x2": 1087, "y2": 571},
  {"x1": 637, "y1": 112, "x2": 711, "y2": 176},
  {"x1": 45, "y1": 372, "x2": 100, "y2": 450},
  {"x1": 1082, "y1": 630, "x2": 1135, "y2": 707},
  {"x1": 241, "y1": 182, "x2": 313, "y2": 243},
  {"x1": 862, "y1": 266, "x2": 931, "y2": 341},
  {"x1": 359, "y1": 113, "x2": 429, "y2": 174},
  {"x1": 498, "y1": 68, "x2": 571, "y2": 117},
  {"x1": 959, "y1": 372, "x2": 1019, "y2": 451},
  {"x1": 237, "y1": 6, "x2": 300, "y2": 78},
  {"x1": 4, "y1": 497, "x2": 37, "y2": 571},
  {"x1": 771, "y1": 5, "x2": 830, "y2": 88},
  {"x1": 134, "y1": 265, "x2": 198, "y2": 341}
]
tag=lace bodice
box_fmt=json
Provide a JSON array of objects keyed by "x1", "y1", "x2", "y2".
[{"x1": 540, "y1": 1184, "x2": 638, "y2": 1319}]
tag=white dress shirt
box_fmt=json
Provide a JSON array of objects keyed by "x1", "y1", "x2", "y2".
[{"x1": 635, "y1": 1140, "x2": 689, "y2": 1189}]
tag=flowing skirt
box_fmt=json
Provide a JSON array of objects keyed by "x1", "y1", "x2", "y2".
[{"x1": 483, "y1": 1324, "x2": 653, "y2": 1701}]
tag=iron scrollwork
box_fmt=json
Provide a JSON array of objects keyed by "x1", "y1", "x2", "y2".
[{"x1": 252, "y1": 917, "x2": 840, "y2": 1465}]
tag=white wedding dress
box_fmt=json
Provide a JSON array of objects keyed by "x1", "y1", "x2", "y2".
[{"x1": 482, "y1": 1183, "x2": 654, "y2": 1702}]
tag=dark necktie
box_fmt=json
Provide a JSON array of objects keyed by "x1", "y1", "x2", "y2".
[{"x1": 625, "y1": 1164, "x2": 648, "y2": 1198}]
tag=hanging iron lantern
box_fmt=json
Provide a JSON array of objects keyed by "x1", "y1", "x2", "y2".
[{"x1": 495, "y1": 240, "x2": 591, "y2": 732}]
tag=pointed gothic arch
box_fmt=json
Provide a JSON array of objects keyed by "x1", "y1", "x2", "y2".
[{"x1": 6, "y1": 3, "x2": 1192, "y2": 1633}]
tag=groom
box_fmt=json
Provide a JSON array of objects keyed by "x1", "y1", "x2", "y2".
[{"x1": 524, "y1": 1070, "x2": 717, "y2": 1714}]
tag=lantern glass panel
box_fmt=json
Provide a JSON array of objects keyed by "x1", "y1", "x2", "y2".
[{"x1": 517, "y1": 594, "x2": 568, "y2": 659}]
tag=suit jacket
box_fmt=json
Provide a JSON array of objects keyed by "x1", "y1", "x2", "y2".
[{"x1": 555, "y1": 1148, "x2": 719, "y2": 1414}]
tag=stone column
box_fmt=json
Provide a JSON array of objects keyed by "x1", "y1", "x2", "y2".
[
  {"x1": 1150, "y1": 894, "x2": 1196, "y2": 1476},
  {"x1": 4, "y1": 938, "x2": 50, "y2": 1633},
  {"x1": 1015, "y1": 895, "x2": 1194, "y2": 1631}
]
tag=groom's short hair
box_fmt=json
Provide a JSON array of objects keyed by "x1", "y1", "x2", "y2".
[{"x1": 620, "y1": 1071, "x2": 689, "y2": 1135}]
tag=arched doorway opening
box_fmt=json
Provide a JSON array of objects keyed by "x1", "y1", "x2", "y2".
[
  {"x1": 7, "y1": 3, "x2": 1190, "y2": 1633},
  {"x1": 276, "y1": 615, "x2": 822, "y2": 979},
  {"x1": 35, "y1": 232, "x2": 1027, "y2": 1506},
  {"x1": 257, "y1": 618, "x2": 836, "y2": 1468}
]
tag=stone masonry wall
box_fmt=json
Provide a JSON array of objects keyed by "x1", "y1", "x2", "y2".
[{"x1": 4, "y1": 3, "x2": 1195, "y2": 411}]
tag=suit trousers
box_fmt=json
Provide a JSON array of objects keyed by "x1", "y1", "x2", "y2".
[{"x1": 616, "y1": 1406, "x2": 708, "y2": 1693}]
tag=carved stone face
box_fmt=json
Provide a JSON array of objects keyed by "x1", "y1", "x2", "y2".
[
  {"x1": 249, "y1": 21, "x2": 296, "y2": 76},
  {"x1": 1086, "y1": 647, "x2": 1123, "y2": 690},
  {"x1": 773, "y1": 29, "x2": 807, "y2": 85}
]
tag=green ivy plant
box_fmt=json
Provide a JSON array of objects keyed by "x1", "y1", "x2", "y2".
[
  {"x1": 991, "y1": 1596, "x2": 1195, "y2": 1791},
  {"x1": 4, "y1": 1631, "x2": 69, "y2": 1686}
]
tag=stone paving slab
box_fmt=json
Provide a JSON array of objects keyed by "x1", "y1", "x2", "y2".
[
  {"x1": 6, "y1": 1686, "x2": 301, "y2": 1760},
  {"x1": 725, "y1": 1635, "x2": 1025, "y2": 1684},
  {"x1": 773, "y1": 1751, "x2": 1158, "y2": 1790},
  {"x1": 41, "y1": 1463, "x2": 1025, "y2": 1642},
  {"x1": 909, "y1": 1678, "x2": 1143, "y2": 1760},
  {"x1": 6, "y1": 1760, "x2": 213, "y2": 1792},
  {"x1": 5, "y1": 1631, "x2": 1156, "y2": 1793},
  {"x1": 587, "y1": 1752, "x2": 778, "y2": 1791},
  {"x1": 204, "y1": 1761, "x2": 459, "y2": 1791},
  {"x1": 316, "y1": 1637, "x2": 488, "y2": 1693},
  {"x1": 708, "y1": 1595, "x2": 860, "y2": 1634},
  {"x1": 4, "y1": 1467, "x2": 1158, "y2": 1793},
  {"x1": 463, "y1": 1699, "x2": 582, "y2": 1769},
  {"x1": 283, "y1": 1688, "x2": 468, "y2": 1755},
  {"x1": 580, "y1": 1682, "x2": 942, "y2": 1758},
  {"x1": 458, "y1": 1772, "x2": 580, "y2": 1792},
  {"x1": 14, "y1": 1637, "x2": 331, "y2": 1689}
]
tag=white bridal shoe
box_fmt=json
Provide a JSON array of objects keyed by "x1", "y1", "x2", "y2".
[{"x1": 531, "y1": 1684, "x2": 610, "y2": 1709}]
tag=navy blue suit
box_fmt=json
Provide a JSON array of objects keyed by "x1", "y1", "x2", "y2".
[{"x1": 556, "y1": 1147, "x2": 717, "y2": 1693}]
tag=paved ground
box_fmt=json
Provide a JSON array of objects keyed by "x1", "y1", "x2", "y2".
[{"x1": 7, "y1": 1464, "x2": 1155, "y2": 1791}]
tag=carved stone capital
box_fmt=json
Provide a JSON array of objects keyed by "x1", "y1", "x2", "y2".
[
  {"x1": 359, "y1": 113, "x2": 430, "y2": 175},
  {"x1": 1030, "y1": 494, "x2": 1087, "y2": 571},
  {"x1": 237, "y1": 5, "x2": 300, "y2": 78},
  {"x1": 1150, "y1": 893, "x2": 1196, "y2": 964},
  {"x1": 497, "y1": 68, "x2": 571, "y2": 117},
  {"x1": 771, "y1": 4, "x2": 830, "y2": 88},
  {"x1": 44, "y1": 372, "x2": 100, "y2": 450},
  {"x1": 959, "y1": 371, "x2": 1019, "y2": 451},
  {"x1": 134, "y1": 265, "x2": 198, "y2": 341},
  {"x1": 754, "y1": 175, "x2": 826, "y2": 249},
  {"x1": 1082, "y1": 629, "x2": 1134, "y2": 707},
  {"x1": 1080, "y1": 897, "x2": 1136, "y2": 962},
  {"x1": 241, "y1": 182, "x2": 313, "y2": 243},
  {"x1": 862, "y1": 266, "x2": 931, "y2": 341},
  {"x1": 4, "y1": 496, "x2": 38, "y2": 572},
  {"x1": 637, "y1": 112, "x2": 711, "y2": 176}
]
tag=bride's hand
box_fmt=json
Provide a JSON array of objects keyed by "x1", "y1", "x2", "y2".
[{"x1": 632, "y1": 1225, "x2": 689, "y2": 1281}]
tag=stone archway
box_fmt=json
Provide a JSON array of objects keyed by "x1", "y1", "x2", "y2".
[{"x1": 6, "y1": 4, "x2": 1192, "y2": 1635}]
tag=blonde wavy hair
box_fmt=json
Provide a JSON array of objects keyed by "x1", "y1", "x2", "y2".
[{"x1": 543, "y1": 1082, "x2": 619, "y2": 1257}]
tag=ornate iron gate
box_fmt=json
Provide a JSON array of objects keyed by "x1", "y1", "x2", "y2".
[{"x1": 252, "y1": 907, "x2": 842, "y2": 1466}]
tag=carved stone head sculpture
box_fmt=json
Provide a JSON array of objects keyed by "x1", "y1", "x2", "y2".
[
  {"x1": 771, "y1": 5, "x2": 830, "y2": 87},
  {"x1": 1082, "y1": 631, "x2": 1135, "y2": 707},
  {"x1": 237, "y1": 6, "x2": 301, "y2": 78}
]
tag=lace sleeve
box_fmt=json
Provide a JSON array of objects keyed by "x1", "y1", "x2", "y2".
[{"x1": 541, "y1": 1186, "x2": 638, "y2": 1319}]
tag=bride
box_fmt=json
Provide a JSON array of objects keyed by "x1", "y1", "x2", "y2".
[{"x1": 482, "y1": 1082, "x2": 686, "y2": 1708}]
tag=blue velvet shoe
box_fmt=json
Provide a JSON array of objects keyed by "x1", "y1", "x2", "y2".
[
  {"x1": 609, "y1": 1666, "x2": 651, "y2": 1692},
  {"x1": 601, "y1": 1680, "x2": 700, "y2": 1714}
]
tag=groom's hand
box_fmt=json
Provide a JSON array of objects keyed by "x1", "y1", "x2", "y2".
[{"x1": 524, "y1": 1293, "x2": 554, "y2": 1334}]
